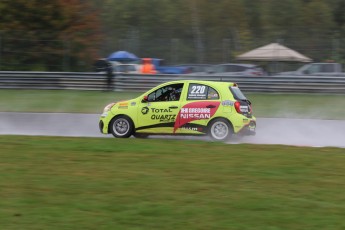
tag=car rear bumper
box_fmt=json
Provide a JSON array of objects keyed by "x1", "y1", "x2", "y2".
[{"x1": 238, "y1": 120, "x2": 256, "y2": 136}]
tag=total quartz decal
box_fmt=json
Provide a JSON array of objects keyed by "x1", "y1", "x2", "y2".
[{"x1": 173, "y1": 101, "x2": 220, "y2": 132}]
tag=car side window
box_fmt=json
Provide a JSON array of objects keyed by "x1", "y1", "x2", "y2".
[
  {"x1": 187, "y1": 84, "x2": 219, "y2": 100},
  {"x1": 237, "y1": 66, "x2": 246, "y2": 72},
  {"x1": 147, "y1": 83, "x2": 183, "y2": 102},
  {"x1": 321, "y1": 64, "x2": 332, "y2": 73},
  {"x1": 226, "y1": 65, "x2": 234, "y2": 72},
  {"x1": 207, "y1": 87, "x2": 219, "y2": 99},
  {"x1": 309, "y1": 65, "x2": 320, "y2": 74}
]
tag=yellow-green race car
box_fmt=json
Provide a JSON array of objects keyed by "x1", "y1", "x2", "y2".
[{"x1": 99, "y1": 80, "x2": 256, "y2": 141}]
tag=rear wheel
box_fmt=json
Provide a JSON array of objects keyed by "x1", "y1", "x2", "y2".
[
  {"x1": 110, "y1": 116, "x2": 134, "y2": 138},
  {"x1": 208, "y1": 118, "x2": 233, "y2": 141}
]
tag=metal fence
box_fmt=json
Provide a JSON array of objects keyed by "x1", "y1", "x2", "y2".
[{"x1": 1, "y1": 71, "x2": 345, "y2": 94}]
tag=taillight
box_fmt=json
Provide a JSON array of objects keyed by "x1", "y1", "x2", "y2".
[
  {"x1": 249, "y1": 104, "x2": 252, "y2": 113},
  {"x1": 234, "y1": 101, "x2": 242, "y2": 114},
  {"x1": 234, "y1": 101, "x2": 251, "y2": 114}
]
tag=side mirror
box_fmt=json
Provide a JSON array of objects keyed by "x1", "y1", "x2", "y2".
[{"x1": 142, "y1": 95, "x2": 148, "y2": 102}]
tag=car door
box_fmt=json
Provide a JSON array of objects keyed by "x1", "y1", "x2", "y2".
[
  {"x1": 136, "y1": 83, "x2": 184, "y2": 133},
  {"x1": 173, "y1": 83, "x2": 221, "y2": 134}
]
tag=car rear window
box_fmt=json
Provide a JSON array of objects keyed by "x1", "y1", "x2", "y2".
[{"x1": 229, "y1": 87, "x2": 247, "y2": 100}]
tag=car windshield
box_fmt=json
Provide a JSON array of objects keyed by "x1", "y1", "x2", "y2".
[
  {"x1": 297, "y1": 64, "x2": 311, "y2": 72},
  {"x1": 230, "y1": 87, "x2": 247, "y2": 100}
]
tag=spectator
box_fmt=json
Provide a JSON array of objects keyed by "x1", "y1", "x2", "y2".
[{"x1": 141, "y1": 58, "x2": 157, "y2": 74}]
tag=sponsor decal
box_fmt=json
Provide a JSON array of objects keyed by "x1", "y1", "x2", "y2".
[
  {"x1": 119, "y1": 102, "x2": 128, "y2": 106},
  {"x1": 131, "y1": 102, "x2": 136, "y2": 106},
  {"x1": 188, "y1": 84, "x2": 207, "y2": 100},
  {"x1": 208, "y1": 93, "x2": 218, "y2": 99},
  {"x1": 180, "y1": 125, "x2": 204, "y2": 132},
  {"x1": 181, "y1": 126, "x2": 199, "y2": 131},
  {"x1": 222, "y1": 100, "x2": 234, "y2": 106},
  {"x1": 174, "y1": 101, "x2": 220, "y2": 133},
  {"x1": 180, "y1": 108, "x2": 211, "y2": 119},
  {"x1": 148, "y1": 107, "x2": 176, "y2": 122},
  {"x1": 150, "y1": 108, "x2": 173, "y2": 113},
  {"x1": 240, "y1": 105, "x2": 249, "y2": 113},
  {"x1": 136, "y1": 122, "x2": 207, "y2": 133},
  {"x1": 142, "y1": 107, "x2": 176, "y2": 122},
  {"x1": 141, "y1": 107, "x2": 149, "y2": 115},
  {"x1": 151, "y1": 114, "x2": 176, "y2": 122},
  {"x1": 118, "y1": 101, "x2": 129, "y2": 109}
]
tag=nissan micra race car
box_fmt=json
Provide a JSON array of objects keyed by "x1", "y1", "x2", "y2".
[{"x1": 99, "y1": 80, "x2": 256, "y2": 141}]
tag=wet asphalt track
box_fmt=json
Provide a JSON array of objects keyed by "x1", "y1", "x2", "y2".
[{"x1": 0, "y1": 112, "x2": 344, "y2": 148}]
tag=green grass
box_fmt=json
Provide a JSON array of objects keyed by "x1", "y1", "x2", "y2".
[
  {"x1": 0, "y1": 89, "x2": 140, "y2": 114},
  {"x1": 1, "y1": 89, "x2": 345, "y2": 119},
  {"x1": 250, "y1": 93, "x2": 345, "y2": 120},
  {"x1": 1, "y1": 136, "x2": 345, "y2": 230}
]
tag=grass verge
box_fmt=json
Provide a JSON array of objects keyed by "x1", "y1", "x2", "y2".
[
  {"x1": 1, "y1": 89, "x2": 345, "y2": 119},
  {"x1": 1, "y1": 136, "x2": 345, "y2": 230}
]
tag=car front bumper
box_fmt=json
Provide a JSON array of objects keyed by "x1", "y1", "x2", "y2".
[
  {"x1": 99, "y1": 112, "x2": 112, "y2": 134},
  {"x1": 99, "y1": 120, "x2": 105, "y2": 133}
]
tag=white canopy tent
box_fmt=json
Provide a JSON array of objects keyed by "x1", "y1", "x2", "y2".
[{"x1": 236, "y1": 43, "x2": 312, "y2": 62}]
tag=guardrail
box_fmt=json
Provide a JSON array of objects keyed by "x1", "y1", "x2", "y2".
[{"x1": 1, "y1": 71, "x2": 345, "y2": 94}]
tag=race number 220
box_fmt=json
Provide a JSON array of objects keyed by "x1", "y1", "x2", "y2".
[{"x1": 191, "y1": 85, "x2": 205, "y2": 94}]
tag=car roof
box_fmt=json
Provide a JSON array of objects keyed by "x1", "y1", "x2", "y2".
[
  {"x1": 163, "y1": 79, "x2": 236, "y2": 87},
  {"x1": 140, "y1": 80, "x2": 239, "y2": 98}
]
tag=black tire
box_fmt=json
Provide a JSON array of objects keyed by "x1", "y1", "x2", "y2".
[
  {"x1": 208, "y1": 118, "x2": 233, "y2": 141},
  {"x1": 109, "y1": 115, "x2": 134, "y2": 138}
]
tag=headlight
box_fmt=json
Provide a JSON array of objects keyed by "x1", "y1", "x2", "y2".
[{"x1": 103, "y1": 103, "x2": 116, "y2": 113}]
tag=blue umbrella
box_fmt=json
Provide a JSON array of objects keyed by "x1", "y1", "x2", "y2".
[{"x1": 107, "y1": 51, "x2": 139, "y2": 61}]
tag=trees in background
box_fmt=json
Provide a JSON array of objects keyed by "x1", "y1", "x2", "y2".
[
  {"x1": 0, "y1": 0, "x2": 102, "y2": 71},
  {"x1": 0, "y1": 0, "x2": 344, "y2": 70},
  {"x1": 98, "y1": 0, "x2": 344, "y2": 64}
]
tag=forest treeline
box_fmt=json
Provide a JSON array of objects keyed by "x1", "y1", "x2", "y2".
[{"x1": 0, "y1": 0, "x2": 345, "y2": 71}]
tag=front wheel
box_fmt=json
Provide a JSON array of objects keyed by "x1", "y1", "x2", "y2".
[
  {"x1": 110, "y1": 116, "x2": 134, "y2": 138},
  {"x1": 208, "y1": 118, "x2": 233, "y2": 141}
]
